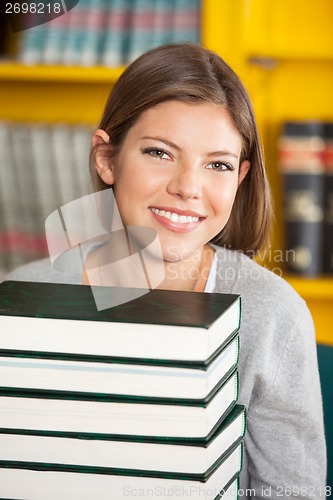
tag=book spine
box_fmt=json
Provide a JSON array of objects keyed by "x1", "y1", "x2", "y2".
[
  {"x1": 149, "y1": 0, "x2": 174, "y2": 49},
  {"x1": 101, "y1": 0, "x2": 131, "y2": 67},
  {"x1": 126, "y1": 0, "x2": 156, "y2": 64},
  {"x1": 30, "y1": 124, "x2": 61, "y2": 231},
  {"x1": 0, "y1": 122, "x2": 20, "y2": 275},
  {"x1": 42, "y1": 11, "x2": 69, "y2": 65},
  {"x1": 170, "y1": 0, "x2": 201, "y2": 44},
  {"x1": 18, "y1": 12, "x2": 48, "y2": 65},
  {"x1": 323, "y1": 122, "x2": 333, "y2": 274},
  {"x1": 278, "y1": 121, "x2": 325, "y2": 276},
  {"x1": 80, "y1": 0, "x2": 109, "y2": 67},
  {"x1": 62, "y1": 0, "x2": 92, "y2": 66},
  {"x1": 10, "y1": 123, "x2": 44, "y2": 263},
  {"x1": 51, "y1": 124, "x2": 80, "y2": 206},
  {"x1": 0, "y1": 121, "x2": 95, "y2": 277},
  {"x1": 71, "y1": 125, "x2": 93, "y2": 198}
]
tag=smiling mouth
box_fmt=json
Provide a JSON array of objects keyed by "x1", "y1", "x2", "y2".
[{"x1": 149, "y1": 207, "x2": 203, "y2": 224}]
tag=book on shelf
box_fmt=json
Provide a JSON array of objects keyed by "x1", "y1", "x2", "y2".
[
  {"x1": 14, "y1": 0, "x2": 201, "y2": 68},
  {"x1": 149, "y1": 0, "x2": 174, "y2": 49},
  {"x1": 18, "y1": 11, "x2": 49, "y2": 64},
  {"x1": 171, "y1": 0, "x2": 201, "y2": 44},
  {"x1": 126, "y1": 0, "x2": 155, "y2": 63},
  {"x1": 324, "y1": 122, "x2": 333, "y2": 274},
  {"x1": 0, "y1": 122, "x2": 93, "y2": 276},
  {"x1": 0, "y1": 281, "x2": 241, "y2": 363},
  {"x1": 101, "y1": 0, "x2": 131, "y2": 67},
  {"x1": 0, "y1": 122, "x2": 19, "y2": 273},
  {"x1": 10, "y1": 123, "x2": 42, "y2": 263},
  {"x1": 51, "y1": 123, "x2": 80, "y2": 206},
  {"x1": 30, "y1": 124, "x2": 61, "y2": 224},
  {"x1": 0, "y1": 463, "x2": 240, "y2": 500},
  {"x1": 0, "y1": 404, "x2": 245, "y2": 474},
  {"x1": 42, "y1": 11, "x2": 69, "y2": 65},
  {"x1": 79, "y1": 0, "x2": 109, "y2": 67},
  {"x1": 62, "y1": 0, "x2": 93, "y2": 66},
  {"x1": 278, "y1": 120, "x2": 325, "y2": 276},
  {"x1": 71, "y1": 124, "x2": 93, "y2": 198}
]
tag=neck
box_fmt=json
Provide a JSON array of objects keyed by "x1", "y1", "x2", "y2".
[{"x1": 158, "y1": 244, "x2": 215, "y2": 292}]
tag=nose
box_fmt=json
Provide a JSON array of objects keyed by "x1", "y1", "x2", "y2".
[{"x1": 166, "y1": 162, "x2": 202, "y2": 200}]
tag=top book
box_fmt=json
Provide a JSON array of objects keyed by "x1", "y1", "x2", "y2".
[{"x1": 0, "y1": 281, "x2": 241, "y2": 365}]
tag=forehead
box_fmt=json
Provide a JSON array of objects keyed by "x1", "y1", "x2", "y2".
[{"x1": 128, "y1": 100, "x2": 243, "y2": 152}]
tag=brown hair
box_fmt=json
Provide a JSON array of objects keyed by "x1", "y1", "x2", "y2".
[{"x1": 90, "y1": 43, "x2": 272, "y2": 256}]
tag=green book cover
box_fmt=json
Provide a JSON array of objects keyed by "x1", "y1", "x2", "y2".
[{"x1": 0, "y1": 281, "x2": 241, "y2": 365}]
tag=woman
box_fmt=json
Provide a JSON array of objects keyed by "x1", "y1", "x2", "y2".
[{"x1": 7, "y1": 43, "x2": 326, "y2": 498}]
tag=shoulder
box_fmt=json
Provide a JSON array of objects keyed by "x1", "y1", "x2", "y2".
[
  {"x1": 212, "y1": 245, "x2": 314, "y2": 339},
  {"x1": 3, "y1": 249, "x2": 82, "y2": 285}
]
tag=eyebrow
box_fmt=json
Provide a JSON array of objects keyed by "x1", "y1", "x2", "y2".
[
  {"x1": 140, "y1": 136, "x2": 239, "y2": 159},
  {"x1": 140, "y1": 136, "x2": 181, "y2": 151}
]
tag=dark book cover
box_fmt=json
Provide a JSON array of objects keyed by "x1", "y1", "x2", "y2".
[
  {"x1": 324, "y1": 122, "x2": 333, "y2": 274},
  {"x1": 0, "y1": 281, "x2": 241, "y2": 366},
  {"x1": 0, "y1": 280, "x2": 239, "y2": 327},
  {"x1": 279, "y1": 121, "x2": 325, "y2": 276}
]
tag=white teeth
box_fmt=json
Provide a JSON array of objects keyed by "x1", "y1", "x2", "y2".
[{"x1": 150, "y1": 208, "x2": 200, "y2": 223}]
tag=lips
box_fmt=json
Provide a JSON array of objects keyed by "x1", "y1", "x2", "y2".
[{"x1": 149, "y1": 206, "x2": 205, "y2": 233}]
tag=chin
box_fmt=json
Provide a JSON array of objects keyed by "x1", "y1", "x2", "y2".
[{"x1": 161, "y1": 243, "x2": 200, "y2": 263}]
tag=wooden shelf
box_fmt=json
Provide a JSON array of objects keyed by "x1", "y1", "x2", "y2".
[{"x1": 0, "y1": 61, "x2": 125, "y2": 83}]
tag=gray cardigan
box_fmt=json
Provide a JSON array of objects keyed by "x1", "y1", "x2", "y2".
[{"x1": 5, "y1": 246, "x2": 327, "y2": 499}]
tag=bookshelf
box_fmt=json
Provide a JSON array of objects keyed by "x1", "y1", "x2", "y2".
[
  {"x1": 0, "y1": 0, "x2": 332, "y2": 344},
  {"x1": 0, "y1": 62, "x2": 125, "y2": 83}
]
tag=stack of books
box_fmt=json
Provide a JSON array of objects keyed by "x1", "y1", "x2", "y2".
[{"x1": 0, "y1": 280, "x2": 245, "y2": 499}]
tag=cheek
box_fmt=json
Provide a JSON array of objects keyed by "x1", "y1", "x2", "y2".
[{"x1": 210, "y1": 181, "x2": 239, "y2": 216}]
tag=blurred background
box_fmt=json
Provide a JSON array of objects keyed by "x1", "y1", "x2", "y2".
[{"x1": 0, "y1": 0, "x2": 332, "y2": 487}]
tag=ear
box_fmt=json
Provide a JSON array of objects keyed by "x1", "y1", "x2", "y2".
[
  {"x1": 238, "y1": 160, "x2": 250, "y2": 187},
  {"x1": 92, "y1": 129, "x2": 115, "y2": 185}
]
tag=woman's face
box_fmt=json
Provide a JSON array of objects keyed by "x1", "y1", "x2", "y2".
[{"x1": 94, "y1": 101, "x2": 250, "y2": 262}]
